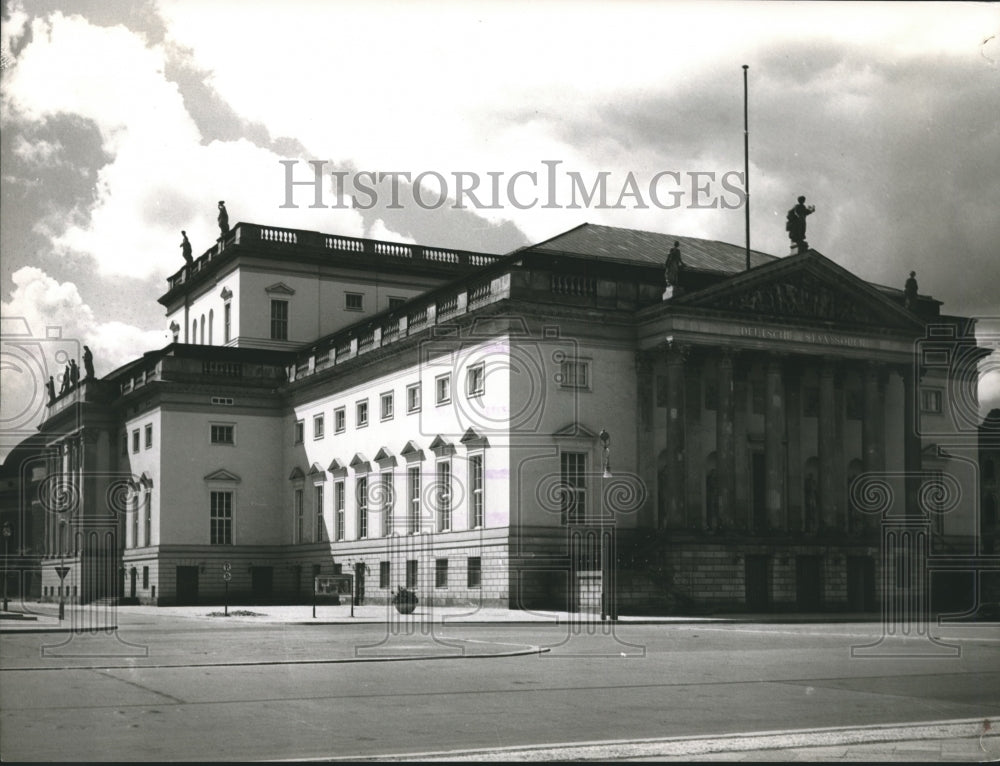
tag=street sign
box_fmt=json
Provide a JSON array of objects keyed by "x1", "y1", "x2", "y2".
[
  {"x1": 55, "y1": 567, "x2": 70, "y2": 581},
  {"x1": 223, "y1": 572, "x2": 231, "y2": 582},
  {"x1": 223, "y1": 562, "x2": 231, "y2": 572},
  {"x1": 315, "y1": 575, "x2": 352, "y2": 596}
]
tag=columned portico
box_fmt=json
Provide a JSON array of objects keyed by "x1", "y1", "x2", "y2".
[
  {"x1": 764, "y1": 355, "x2": 786, "y2": 531},
  {"x1": 716, "y1": 349, "x2": 736, "y2": 530}
]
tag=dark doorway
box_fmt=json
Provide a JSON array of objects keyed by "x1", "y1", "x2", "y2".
[
  {"x1": 745, "y1": 555, "x2": 770, "y2": 611},
  {"x1": 291, "y1": 565, "x2": 301, "y2": 602},
  {"x1": 751, "y1": 452, "x2": 766, "y2": 533},
  {"x1": 847, "y1": 556, "x2": 876, "y2": 611},
  {"x1": 129, "y1": 567, "x2": 137, "y2": 599},
  {"x1": 176, "y1": 566, "x2": 199, "y2": 605},
  {"x1": 251, "y1": 566, "x2": 273, "y2": 602},
  {"x1": 355, "y1": 562, "x2": 366, "y2": 605},
  {"x1": 796, "y1": 556, "x2": 823, "y2": 611}
]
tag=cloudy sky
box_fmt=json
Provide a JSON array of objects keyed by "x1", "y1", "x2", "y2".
[{"x1": 1, "y1": 0, "x2": 998, "y2": 456}]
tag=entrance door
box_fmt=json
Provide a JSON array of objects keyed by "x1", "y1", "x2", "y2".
[
  {"x1": 251, "y1": 566, "x2": 273, "y2": 602},
  {"x1": 745, "y1": 555, "x2": 770, "y2": 611},
  {"x1": 751, "y1": 452, "x2": 766, "y2": 533},
  {"x1": 847, "y1": 556, "x2": 876, "y2": 612},
  {"x1": 291, "y1": 565, "x2": 301, "y2": 603},
  {"x1": 129, "y1": 567, "x2": 137, "y2": 599},
  {"x1": 796, "y1": 556, "x2": 823, "y2": 611},
  {"x1": 176, "y1": 566, "x2": 199, "y2": 605},
  {"x1": 355, "y1": 562, "x2": 366, "y2": 605}
]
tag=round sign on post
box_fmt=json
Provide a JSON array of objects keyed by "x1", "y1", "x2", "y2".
[
  {"x1": 223, "y1": 562, "x2": 231, "y2": 572},
  {"x1": 223, "y1": 572, "x2": 231, "y2": 582}
]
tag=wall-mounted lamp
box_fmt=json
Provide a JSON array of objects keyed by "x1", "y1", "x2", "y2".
[{"x1": 599, "y1": 428, "x2": 612, "y2": 479}]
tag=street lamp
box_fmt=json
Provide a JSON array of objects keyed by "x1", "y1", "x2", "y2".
[
  {"x1": 598, "y1": 429, "x2": 614, "y2": 621},
  {"x1": 2, "y1": 521, "x2": 11, "y2": 611},
  {"x1": 57, "y1": 517, "x2": 67, "y2": 621}
]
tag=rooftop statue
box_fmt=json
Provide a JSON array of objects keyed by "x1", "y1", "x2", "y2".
[
  {"x1": 904, "y1": 271, "x2": 919, "y2": 311},
  {"x1": 786, "y1": 195, "x2": 815, "y2": 251},
  {"x1": 217, "y1": 201, "x2": 230, "y2": 238}
]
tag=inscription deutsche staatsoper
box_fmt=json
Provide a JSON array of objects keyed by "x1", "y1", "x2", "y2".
[{"x1": 739, "y1": 325, "x2": 867, "y2": 347}]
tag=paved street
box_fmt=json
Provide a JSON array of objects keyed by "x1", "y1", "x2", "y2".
[{"x1": 1, "y1": 607, "x2": 998, "y2": 761}]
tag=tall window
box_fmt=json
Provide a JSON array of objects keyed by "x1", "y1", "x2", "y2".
[
  {"x1": 144, "y1": 424, "x2": 153, "y2": 449},
  {"x1": 559, "y1": 360, "x2": 589, "y2": 389},
  {"x1": 379, "y1": 561, "x2": 390, "y2": 589},
  {"x1": 560, "y1": 452, "x2": 587, "y2": 524},
  {"x1": 294, "y1": 488, "x2": 304, "y2": 543},
  {"x1": 356, "y1": 400, "x2": 369, "y2": 428},
  {"x1": 294, "y1": 420, "x2": 304, "y2": 444},
  {"x1": 270, "y1": 299, "x2": 289, "y2": 341},
  {"x1": 345, "y1": 292, "x2": 364, "y2": 311},
  {"x1": 469, "y1": 454, "x2": 484, "y2": 528},
  {"x1": 131, "y1": 495, "x2": 139, "y2": 548},
  {"x1": 921, "y1": 388, "x2": 943, "y2": 414},
  {"x1": 144, "y1": 491, "x2": 152, "y2": 546},
  {"x1": 315, "y1": 485, "x2": 325, "y2": 542},
  {"x1": 356, "y1": 477, "x2": 368, "y2": 538},
  {"x1": 437, "y1": 461, "x2": 452, "y2": 532},
  {"x1": 335, "y1": 481, "x2": 345, "y2": 541},
  {"x1": 209, "y1": 309, "x2": 214, "y2": 345},
  {"x1": 467, "y1": 363, "x2": 485, "y2": 396},
  {"x1": 381, "y1": 392, "x2": 394, "y2": 421},
  {"x1": 223, "y1": 302, "x2": 231, "y2": 343},
  {"x1": 407, "y1": 383, "x2": 421, "y2": 413},
  {"x1": 210, "y1": 491, "x2": 233, "y2": 545},
  {"x1": 334, "y1": 407, "x2": 346, "y2": 433},
  {"x1": 132, "y1": 429, "x2": 140, "y2": 453},
  {"x1": 381, "y1": 471, "x2": 393, "y2": 536},
  {"x1": 314, "y1": 414, "x2": 325, "y2": 440},
  {"x1": 436, "y1": 374, "x2": 451, "y2": 405},
  {"x1": 467, "y1": 556, "x2": 481, "y2": 588},
  {"x1": 435, "y1": 558, "x2": 448, "y2": 588},
  {"x1": 408, "y1": 466, "x2": 420, "y2": 534},
  {"x1": 211, "y1": 424, "x2": 234, "y2": 444},
  {"x1": 406, "y1": 559, "x2": 418, "y2": 588},
  {"x1": 200, "y1": 314, "x2": 205, "y2": 345}
]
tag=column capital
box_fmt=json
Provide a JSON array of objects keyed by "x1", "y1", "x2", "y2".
[{"x1": 659, "y1": 337, "x2": 692, "y2": 361}]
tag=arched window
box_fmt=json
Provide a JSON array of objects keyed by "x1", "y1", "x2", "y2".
[
  {"x1": 200, "y1": 315, "x2": 205, "y2": 345},
  {"x1": 208, "y1": 309, "x2": 214, "y2": 345}
]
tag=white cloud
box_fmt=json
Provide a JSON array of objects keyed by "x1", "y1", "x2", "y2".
[{"x1": 366, "y1": 219, "x2": 415, "y2": 244}]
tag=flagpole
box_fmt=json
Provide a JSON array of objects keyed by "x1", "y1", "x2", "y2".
[{"x1": 743, "y1": 64, "x2": 750, "y2": 271}]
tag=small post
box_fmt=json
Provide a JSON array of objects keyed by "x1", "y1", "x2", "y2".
[
  {"x1": 312, "y1": 581, "x2": 316, "y2": 619},
  {"x1": 224, "y1": 580, "x2": 229, "y2": 616}
]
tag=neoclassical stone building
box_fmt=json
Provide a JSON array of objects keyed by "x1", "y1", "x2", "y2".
[{"x1": 32, "y1": 219, "x2": 991, "y2": 613}]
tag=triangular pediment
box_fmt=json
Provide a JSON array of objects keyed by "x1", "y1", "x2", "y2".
[
  {"x1": 307, "y1": 462, "x2": 326, "y2": 476},
  {"x1": 676, "y1": 251, "x2": 924, "y2": 332},
  {"x1": 400, "y1": 440, "x2": 424, "y2": 462},
  {"x1": 288, "y1": 466, "x2": 305, "y2": 480},
  {"x1": 206, "y1": 468, "x2": 241, "y2": 483},
  {"x1": 460, "y1": 428, "x2": 490, "y2": 448},
  {"x1": 429, "y1": 435, "x2": 455, "y2": 456},
  {"x1": 265, "y1": 282, "x2": 296, "y2": 295},
  {"x1": 328, "y1": 458, "x2": 347, "y2": 474},
  {"x1": 349, "y1": 453, "x2": 371, "y2": 472},
  {"x1": 553, "y1": 422, "x2": 598, "y2": 439}
]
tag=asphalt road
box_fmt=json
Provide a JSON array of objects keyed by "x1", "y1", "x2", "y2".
[{"x1": 1, "y1": 616, "x2": 998, "y2": 761}]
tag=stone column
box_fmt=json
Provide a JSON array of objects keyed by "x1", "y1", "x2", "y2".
[
  {"x1": 785, "y1": 360, "x2": 803, "y2": 533},
  {"x1": 862, "y1": 362, "x2": 886, "y2": 474},
  {"x1": 818, "y1": 358, "x2": 838, "y2": 530},
  {"x1": 684, "y1": 357, "x2": 703, "y2": 529},
  {"x1": 717, "y1": 350, "x2": 736, "y2": 530},
  {"x1": 664, "y1": 344, "x2": 686, "y2": 528},
  {"x1": 901, "y1": 364, "x2": 921, "y2": 516},
  {"x1": 765, "y1": 354, "x2": 786, "y2": 531},
  {"x1": 635, "y1": 351, "x2": 657, "y2": 529}
]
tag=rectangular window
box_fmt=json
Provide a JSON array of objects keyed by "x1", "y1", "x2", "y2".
[
  {"x1": 467, "y1": 557, "x2": 481, "y2": 588},
  {"x1": 380, "y1": 391, "x2": 394, "y2": 421},
  {"x1": 294, "y1": 420, "x2": 304, "y2": 444},
  {"x1": 211, "y1": 424, "x2": 234, "y2": 444},
  {"x1": 315, "y1": 485, "x2": 325, "y2": 542},
  {"x1": 144, "y1": 424, "x2": 153, "y2": 449},
  {"x1": 559, "y1": 360, "x2": 589, "y2": 389},
  {"x1": 379, "y1": 561, "x2": 390, "y2": 589},
  {"x1": 132, "y1": 429, "x2": 140, "y2": 453},
  {"x1": 356, "y1": 477, "x2": 368, "y2": 538},
  {"x1": 406, "y1": 383, "x2": 421, "y2": 413},
  {"x1": 334, "y1": 481, "x2": 345, "y2": 541},
  {"x1": 437, "y1": 461, "x2": 452, "y2": 532},
  {"x1": 144, "y1": 492, "x2": 151, "y2": 546},
  {"x1": 921, "y1": 388, "x2": 943, "y2": 414},
  {"x1": 223, "y1": 303, "x2": 231, "y2": 343},
  {"x1": 334, "y1": 406, "x2": 346, "y2": 433},
  {"x1": 294, "y1": 488, "x2": 304, "y2": 543},
  {"x1": 406, "y1": 559, "x2": 418, "y2": 588},
  {"x1": 560, "y1": 452, "x2": 587, "y2": 524},
  {"x1": 356, "y1": 400, "x2": 369, "y2": 428},
  {"x1": 388, "y1": 297, "x2": 406, "y2": 311},
  {"x1": 270, "y1": 299, "x2": 289, "y2": 341},
  {"x1": 408, "y1": 466, "x2": 420, "y2": 534},
  {"x1": 345, "y1": 292, "x2": 364, "y2": 311},
  {"x1": 210, "y1": 490, "x2": 233, "y2": 545},
  {"x1": 381, "y1": 471, "x2": 393, "y2": 536},
  {"x1": 131, "y1": 497, "x2": 139, "y2": 548},
  {"x1": 466, "y1": 363, "x2": 485, "y2": 396},
  {"x1": 435, "y1": 558, "x2": 448, "y2": 588},
  {"x1": 435, "y1": 374, "x2": 451, "y2": 405},
  {"x1": 314, "y1": 414, "x2": 325, "y2": 439},
  {"x1": 142, "y1": 566, "x2": 149, "y2": 589},
  {"x1": 469, "y1": 454, "x2": 484, "y2": 528}
]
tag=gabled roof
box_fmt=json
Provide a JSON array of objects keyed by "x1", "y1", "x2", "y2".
[
  {"x1": 528, "y1": 223, "x2": 776, "y2": 273},
  {"x1": 673, "y1": 248, "x2": 926, "y2": 332}
]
